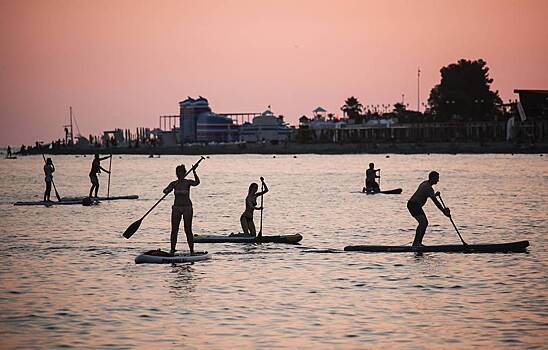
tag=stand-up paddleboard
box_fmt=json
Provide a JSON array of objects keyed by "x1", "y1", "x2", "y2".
[
  {"x1": 135, "y1": 250, "x2": 211, "y2": 264},
  {"x1": 344, "y1": 240, "x2": 529, "y2": 253},
  {"x1": 193, "y1": 233, "x2": 303, "y2": 244},
  {"x1": 354, "y1": 188, "x2": 403, "y2": 195},
  {"x1": 14, "y1": 199, "x2": 100, "y2": 206},
  {"x1": 62, "y1": 195, "x2": 139, "y2": 201}
]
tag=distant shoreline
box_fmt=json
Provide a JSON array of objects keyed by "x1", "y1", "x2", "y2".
[{"x1": 17, "y1": 141, "x2": 548, "y2": 156}]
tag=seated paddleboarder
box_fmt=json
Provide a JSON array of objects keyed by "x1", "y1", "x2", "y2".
[
  {"x1": 88, "y1": 154, "x2": 111, "y2": 198},
  {"x1": 163, "y1": 164, "x2": 200, "y2": 255},
  {"x1": 43, "y1": 158, "x2": 55, "y2": 202},
  {"x1": 407, "y1": 171, "x2": 451, "y2": 247},
  {"x1": 238, "y1": 177, "x2": 269, "y2": 236},
  {"x1": 364, "y1": 163, "x2": 380, "y2": 193}
]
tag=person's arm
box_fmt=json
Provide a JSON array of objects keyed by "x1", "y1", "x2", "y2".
[
  {"x1": 256, "y1": 177, "x2": 269, "y2": 196},
  {"x1": 99, "y1": 155, "x2": 112, "y2": 161},
  {"x1": 51, "y1": 164, "x2": 55, "y2": 173},
  {"x1": 430, "y1": 192, "x2": 451, "y2": 217},
  {"x1": 99, "y1": 166, "x2": 110, "y2": 174},
  {"x1": 253, "y1": 196, "x2": 263, "y2": 210},
  {"x1": 163, "y1": 181, "x2": 176, "y2": 194},
  {"x1": 188, "y1": 169, "x2": 200, "y2": 186},
  {"x1": 375, "y1": 169, "x2": 381, "y2": 178}
]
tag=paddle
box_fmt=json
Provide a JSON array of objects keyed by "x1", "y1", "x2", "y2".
[
  {"x1": 377, "y1": 169, "x2": 381, "y2": 191},
  {"x1": 258, "y1": 177, "x2": 264, "y2": 238},
  {"x1": 41, "y1": 153, "x2": 61, "y2": 201},
  {"x1": 123, "y1": 156, "x2": 205, "y2": 239},
  {"x1": 107, "y1": 155, "x2": 112, "y2": 199},
  {"x1": 437, "y1": 193, "x2": 467, "y2": 246}
]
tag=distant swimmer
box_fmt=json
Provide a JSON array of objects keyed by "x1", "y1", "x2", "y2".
[
  {"x1": 407, "y1": 171, "x2": 451, "y2": 246},
  {"x1": 43, "y1": 158, "x2": 55, "y2": 202},
  {"x1": 239, "y1": 177, "x2": 269, "y2": 236},
  {"x1": 88, "y1": 154, "x2": 112, "y2": 198},
  {"x1": 163, "y1": 164, "x2": 200, "y2": 255},
  {"x1": 364, "y1": 162, "x2": 380, "y2": 193}
]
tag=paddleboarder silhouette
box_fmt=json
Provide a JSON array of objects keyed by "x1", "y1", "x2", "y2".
[
  {"x1": 237, "y1": 177, "x2": 269, "y2": 237},
  {"x1": 364, "y1": 163, "x2": 380, "y2": 193},
  {"x1": 163, "y1": 164, "x2": 200, "y2": 255},
  {"x1": 43, "y1": 158, "x2": 55, "y2": 202},
  {"x1": 407, "y1": 171, "x2": 451, "y2": 246},
  {"x1": 88, "y1": 154, "x2": 111, "y2": 198}
]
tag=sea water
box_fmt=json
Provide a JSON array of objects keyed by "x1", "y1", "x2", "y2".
[{"x1": 0, "y1": 154, "x2": 546, "y2": 349}]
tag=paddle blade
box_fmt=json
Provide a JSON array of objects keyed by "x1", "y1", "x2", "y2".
[
  {"x1": 54, "y1": 190, "x2": 61, "y2": 201},
  {"x1": 123, "y1": 219, "x2": 142, "y2": 239}
]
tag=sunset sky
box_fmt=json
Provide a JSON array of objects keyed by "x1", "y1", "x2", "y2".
[{"x1": 1, "y1": 0, "x2": 547, "y2": 145}]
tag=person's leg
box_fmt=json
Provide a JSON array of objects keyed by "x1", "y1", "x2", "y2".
[
  {"x1": 94, "y1": 182, "x2": 99, "y2": 197},
  {"x1": 373, "y1": 182, "x2": 380, "y2": 193},
  {"x1": 44, "y1": 181, "x2": 51, "y2": 201},
  {"x1": 171, "y1": 207, "x2": 182, "y2": 254},
  {"x1": 240, "y1": 215, "x2": 250, "y2": 235},
  {"x1": 89, "y1": 176, "x2": 95, "y2": 197},
  {"x1": 248, "y1": 218, "x2": 257, "y2": 236},
  {"x1": 182, "y1": 206, "x2": 194, "y2": 255},
  {"x1": 412, "y1": 215, "x2": 428, "y2": 246}
]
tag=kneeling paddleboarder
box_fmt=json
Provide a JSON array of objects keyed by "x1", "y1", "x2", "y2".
[
  {"x1": 240, "y1": 177, "x2": 269, "y2": 236},
  {"x1": 163, "y1": 164, "x2": 200, "y2": 255},
  {"x1": 364, "y1": 163, "x2": 380, "y2": 193},
  {"x1": 407, "y1": 171, "x2": 450, "y2": 246}
]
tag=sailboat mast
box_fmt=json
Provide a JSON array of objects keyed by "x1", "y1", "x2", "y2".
[{"x1": 70, "y1": 106, "x2": 73, "y2": 144}]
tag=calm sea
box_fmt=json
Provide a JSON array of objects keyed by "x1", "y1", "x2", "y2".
[{"x1": 1, "y1": 154, "x2": 546, "y2": 349}]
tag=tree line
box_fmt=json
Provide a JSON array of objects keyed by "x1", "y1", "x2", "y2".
[{"x1": 340, "y1": 59, "x2": 504, "y2": 124}]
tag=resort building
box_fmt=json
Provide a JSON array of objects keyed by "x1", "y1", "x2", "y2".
[
  {"x1": 179, "y1": 96, "x2": 239, "y2": 143},
  {"x1": 239, "y1": 108, "x2": 291, "y2": 143}
]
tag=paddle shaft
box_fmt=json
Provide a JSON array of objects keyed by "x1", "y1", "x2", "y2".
[
  {"x1": 437, "y1": 194, "x2": 467, "y2": 245},
  {"x1": 258, "y1": 180, "x2": 264, "y2": 238},
  {"x1": 139, "y1": 156, "x2": 205, "y2": 221},
  {"x1": 41, "y1": 153, "x2": 61, "y2": 201},
  {"x1": 107, "y1": 155, "x2": 112, "y2": 199},
  {"x1": 378, "y1": 169, "x2": 381, "y2": 189}
]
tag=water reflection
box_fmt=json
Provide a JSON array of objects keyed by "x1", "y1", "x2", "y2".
[
  {"x1": 168, "y1": 264, "x2": 195, "y2": 297},
  {"x1": 0, "y1": 154, "x2": 546, "y2": 349}
]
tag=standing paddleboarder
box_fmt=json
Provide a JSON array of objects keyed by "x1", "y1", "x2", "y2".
[
  {"x1": 407, "y1": 171, "x2": 451, "y2": 246},
  {"x1": 88, "y1": 154, "x2": 111, "y2": 198},
  {"x1": 239, "y1": 177, "x2": 269, "y2": 236},
  {"x1": 364, "y1": 163, "x2": 381, "y2": 193},
  {"x1": 43, "y1": 158, "x2": 55, "y2": 202},
  {"x1": 163, "y1": 164, "x2": 200, "y2": 255}
]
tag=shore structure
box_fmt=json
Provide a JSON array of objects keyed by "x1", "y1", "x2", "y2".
[{"x1": 16, "y1": 90, "x2": 548, "y2": 155}]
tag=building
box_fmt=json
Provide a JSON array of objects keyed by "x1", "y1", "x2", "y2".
[
  {"x1": 240, "y1": 109, "x2": 291, "y2": 143},
  {"x1": 179, "y1": 96, "x2": 239, "y2": 143},
  {"x1": 513, "y1": 90, "x2": 548, "y2": 120}
]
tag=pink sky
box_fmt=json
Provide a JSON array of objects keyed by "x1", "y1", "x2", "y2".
[{"x1": 1, "y1": 0, "x2": 547, "y2": 145}]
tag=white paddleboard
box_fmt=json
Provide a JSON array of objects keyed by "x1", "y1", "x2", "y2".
[{"x1": 135, "y1": 250, "x2": 211, "y2": 264}]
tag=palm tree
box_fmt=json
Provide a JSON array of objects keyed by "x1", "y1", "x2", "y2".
[{"x1": 341, "y1": 96, "x2": 364, "y2": 123}]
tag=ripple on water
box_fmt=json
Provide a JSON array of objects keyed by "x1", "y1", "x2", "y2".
[{"x1": 0, "y1": 154, "x2": 546, "y2": 349}]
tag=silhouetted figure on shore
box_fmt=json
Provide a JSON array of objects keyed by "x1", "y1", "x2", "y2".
[
  {"x1": 88, "y1": 154, "x2": 111, "y2": 198},
  {"x1": 407, "y1": 171, "x2": 451, "y2": 246},
  {"x1": 43, "y1": 158, "x2": 55, "y2": 202},
  {"x1": 364, "y1": 162, "x2": 380, "y2": 193},
  {"x1": 239, "y1": 177, "x2": 269, "y2": 236},
  {"x1": 6, "y1": 146, "x2": 12, "y2": 158},
  {"x1": 163, "y1": 164, "x2": 200, "y2": 255}
]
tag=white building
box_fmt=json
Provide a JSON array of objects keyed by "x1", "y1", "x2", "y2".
[{"x1": 240, "y1": 109, "x2": 291, "y2": 143}]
